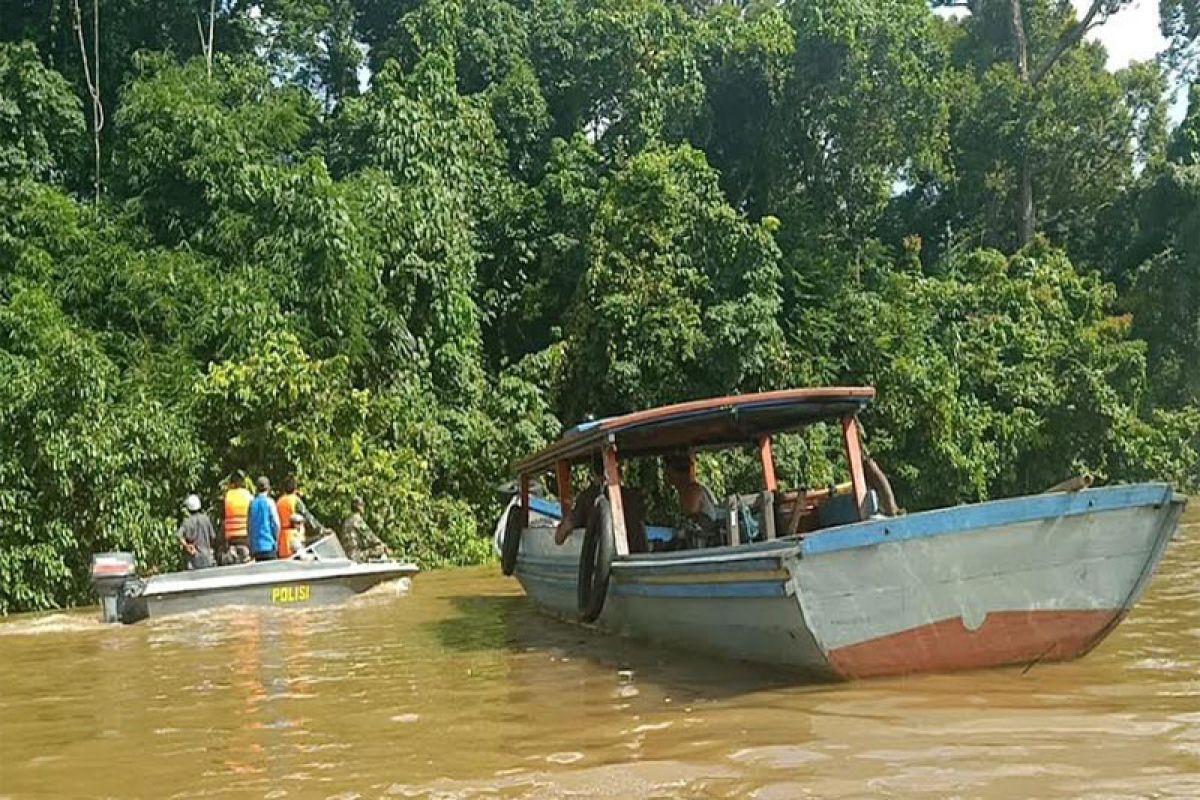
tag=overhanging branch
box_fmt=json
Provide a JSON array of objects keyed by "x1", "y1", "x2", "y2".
[{"x1": 1030, "y1": 0, "x2": 1111, "y2": 87}]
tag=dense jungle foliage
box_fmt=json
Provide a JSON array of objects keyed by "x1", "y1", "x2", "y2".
[{"x1": 1, "y1": 0, "x2": 1199, "y2": 612}]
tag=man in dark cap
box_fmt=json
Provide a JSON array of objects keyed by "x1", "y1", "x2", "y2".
[
  {"x1": 177, "y1": 494, "x2": 217, "y2": 570},
  {"x1": 341, "y1": 496, "x2": 388, "y2": 562}
]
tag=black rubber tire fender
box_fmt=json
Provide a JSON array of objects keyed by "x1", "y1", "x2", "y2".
[
  {"x1": 577, "y1": 495, "x2": 615, "y2": 623},
  {"x1": 500, "y1": 502, "x2": 524, "y2": 576}
]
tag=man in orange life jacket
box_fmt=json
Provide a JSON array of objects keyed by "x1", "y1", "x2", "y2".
[
  {"x1": 276, "y1": 476, "x2": 326, "y2": 558},
  {"x1": 222, "y1": 472, "x2": 253, "y2": 564}
]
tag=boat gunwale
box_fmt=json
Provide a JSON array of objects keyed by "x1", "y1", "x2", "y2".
[{"x1": 561, "y1": 482, "x2": 1186, "y2": 573}]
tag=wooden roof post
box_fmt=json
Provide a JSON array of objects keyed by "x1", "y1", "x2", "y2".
[
  {"x1": 842, "y1": 415, "x2": 868, "y2": 520},
  {"x1": 555, "y1": 459, "x2": 572, "y2": 517},
  {"x1": 601, "y1": 438, "x2": 630, "y2": 557},
  {"x1": 758, "y1": 435, "x2": 777, "y2": 540},
  {"x1": 519, "y1": 473, "x2": 531, "y2": 527},
  {"x1": 758, "y1": 435, "x2": 777, "y2": 492}
]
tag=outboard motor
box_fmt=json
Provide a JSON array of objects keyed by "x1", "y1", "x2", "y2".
[{"x1": 90, "y1": 552, "x2": 138, "y2": 624}]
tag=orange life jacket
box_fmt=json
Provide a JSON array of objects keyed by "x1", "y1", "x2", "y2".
[
  {"x1": 223, "y1": 487, "x2": 253, "y2": 542},
  {"x1": 277, "y1": 492, "x2": 300, "y2": 558}
]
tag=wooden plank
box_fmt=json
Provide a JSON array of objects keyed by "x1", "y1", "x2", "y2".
[
  {"x1": 602, "y1": 442, "x2": 630, "y2": 557},
  {"x1": 842, "y1": 415, "x2": 868, "y2": 521},
  {"x1": 758, "y1": 436, "x2": 777, "y2": 492},
  {"x1": 761, "y1": 490, "x2": 776, "y2": 540},
  {"x1": 593, "y1": 387, "x2": 875, "y2": 435}
]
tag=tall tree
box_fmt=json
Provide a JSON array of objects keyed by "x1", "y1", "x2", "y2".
[
  {"x1": 1122, "y1": 84, "x2": 1200, "y2": 407},
  {"x1": 0, "y1": 41, "x2": 85, "y2": 184},
  {"x1": 891, "y1": 0, "x2": 1154, "y2": 259},
  {"x1": 1161, "y1": 0, "x2": 1200, "y2": 80},
  {"x1": 559, "y1": 144, "x2": 785, "y2": 422}
]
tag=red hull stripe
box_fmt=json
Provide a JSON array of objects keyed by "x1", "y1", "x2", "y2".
[
  {"x1": 827, "y1": 609, "x2": 1121, "y2": 680},
  {"x1": 92, "y1": 564, "x2": 131, "y2": 575}
]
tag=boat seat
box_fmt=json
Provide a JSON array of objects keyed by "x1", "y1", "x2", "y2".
[
  {"x1": 726, "y1": 491, "x2": 776, "y2": 545},
  {"x1": 817, "y1": 490, "x2": 879, "y2": 528}
]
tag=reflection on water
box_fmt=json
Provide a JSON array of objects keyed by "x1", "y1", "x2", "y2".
[{"x1": 1, "y1": 511, "x2": 1197, "y2": 798}]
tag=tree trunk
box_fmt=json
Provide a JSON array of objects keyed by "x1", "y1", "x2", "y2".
[
  {"x1": 1009, "y1": 0, "x2": 1034, "y2": 247},
  {"x1": 91, "y1": 0, "x2": 101, "y2": 202},
  {"x1": 1017, "y1": 158, "x2": 1034, "y2": 247},
  {"x1": 71, "y1": 0, "x2": 103, "y2": 201}
]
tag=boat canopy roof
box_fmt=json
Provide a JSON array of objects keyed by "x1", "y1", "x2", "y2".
[{"x1": 515, "y1": 387, "x2": 874, "y2": 475}]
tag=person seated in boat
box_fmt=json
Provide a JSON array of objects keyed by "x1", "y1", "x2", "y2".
[
  {"x1": 664, "y1": 453, "x2": 725, "y2": 549},
  {"x1": 554, "y1": 454, "x2": 603, "y2": 544},
  {"x1": 342, "y1": 496, "x2": 390, "y2": 561},
  {"x1": 177, "y1": 494, "x2": 217, "y2": 570},
  {"x1": 284, "y1": 513, "x2": 309, "y2": 558},
  {"x1": 554, "y1": 453, "x2": 647, "y2": 551}
]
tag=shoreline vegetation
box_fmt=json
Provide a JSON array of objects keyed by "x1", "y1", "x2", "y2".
[{"x1": 2, "y1": 0, "x2": 1199, "y2": 614}]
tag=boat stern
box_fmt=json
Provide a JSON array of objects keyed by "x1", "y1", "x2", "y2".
[{"x1": 90, "y1": 552, "x2": 147, "y2": 624}]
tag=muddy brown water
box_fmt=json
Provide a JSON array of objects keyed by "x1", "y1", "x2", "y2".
[{"x1": 1, "y1": 507, "x2": 1197, "y2": 799}]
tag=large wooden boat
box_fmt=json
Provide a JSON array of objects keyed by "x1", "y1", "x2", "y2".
[{"x1": 498, "y1": 388, "x2": 1185, "y2": 680}]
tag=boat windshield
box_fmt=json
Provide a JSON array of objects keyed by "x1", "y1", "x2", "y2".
[{"x1": 294, "y1": 534, "x2": 348, "y2": 562}]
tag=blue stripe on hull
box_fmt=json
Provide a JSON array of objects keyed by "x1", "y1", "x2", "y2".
[
  {"x1": 800, "y1": 483, "x2": 1178, "y2": 556},
  {"x1": 611, "y1": 581, "x2": 789, "y2": 599},
  {"x1": 614, "y1": 556, "x2": 790, "y2": 576}
]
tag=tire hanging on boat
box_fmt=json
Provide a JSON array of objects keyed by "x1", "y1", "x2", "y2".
[
  {"x1": 500, "y1": 502, "x2": 524, "y2": 576},
  {"x1": 578, "y1": 495, "x2": 615, "y2": 623}
]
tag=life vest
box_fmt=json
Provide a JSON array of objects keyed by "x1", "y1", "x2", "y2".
[
  {"x1": 223, "y1": 487, "x2": 253, "y2": 542},
  {"x1": 277, "y1": 492, "x2": 300, "y2": 558}
]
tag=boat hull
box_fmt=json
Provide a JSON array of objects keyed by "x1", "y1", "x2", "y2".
[
  {"x1": 512, "y1": 483, "x2": 1184, "y2": 681},
  {"x1": 124, "y1": 560, "x2": 418, "y2": 623}
]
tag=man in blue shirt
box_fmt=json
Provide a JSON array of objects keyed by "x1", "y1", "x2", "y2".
[{"x1": 249, "y1": 476, "x2": 281, "y2": 561}]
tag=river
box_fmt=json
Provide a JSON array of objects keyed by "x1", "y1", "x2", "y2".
[{"x1": 1, "y1": 507, "x2": 1197, "y2": 799}]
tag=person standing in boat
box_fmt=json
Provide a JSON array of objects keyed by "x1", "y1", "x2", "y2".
[
  {"x1": 248, "y1": 476, "x2": 281, "y2": 561},
  {"x1": 276, "y1": 476, "x2": 326, "y2": 558},
  {"x1": 221, "y1": 472, "x2": 254, "y2": 565},
  {"x1": 341, "y1": 496, "x2": 389, "y2": 561},
  {"x1": 177, "y1": 494, "x2": 217, "y2": 570}
]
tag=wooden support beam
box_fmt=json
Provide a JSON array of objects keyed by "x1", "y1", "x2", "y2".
[
  {"x1": 519, "y1": 473, "x2": 530, "y2": 527},
  {"x1": 727, "y1": 496, "x2": 741, "y2": 546},
  {"x1": 555, "y1": 459, "x2": 572, "y2": 514},
  {"x1": 601, "y1": 441, "x2": 630, "y2": 556},
  {"x1": 761, "y1": 490, "x2": 776, "y2": 540},
  {"x1": 842, "y1": 415, "x2": 868, "y2": 520},
  {"x1": 758, "y1": 436, "x2": 777, "y2": 492}
]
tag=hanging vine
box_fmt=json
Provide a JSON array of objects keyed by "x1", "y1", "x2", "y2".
[{"x1": 70, "y1": 0, "x2": 103, "y2": 201}]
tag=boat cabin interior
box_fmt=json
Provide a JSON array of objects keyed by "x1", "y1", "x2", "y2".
[{"x1": 513, "y1": 388, "x2": 897, "y2": 557}]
